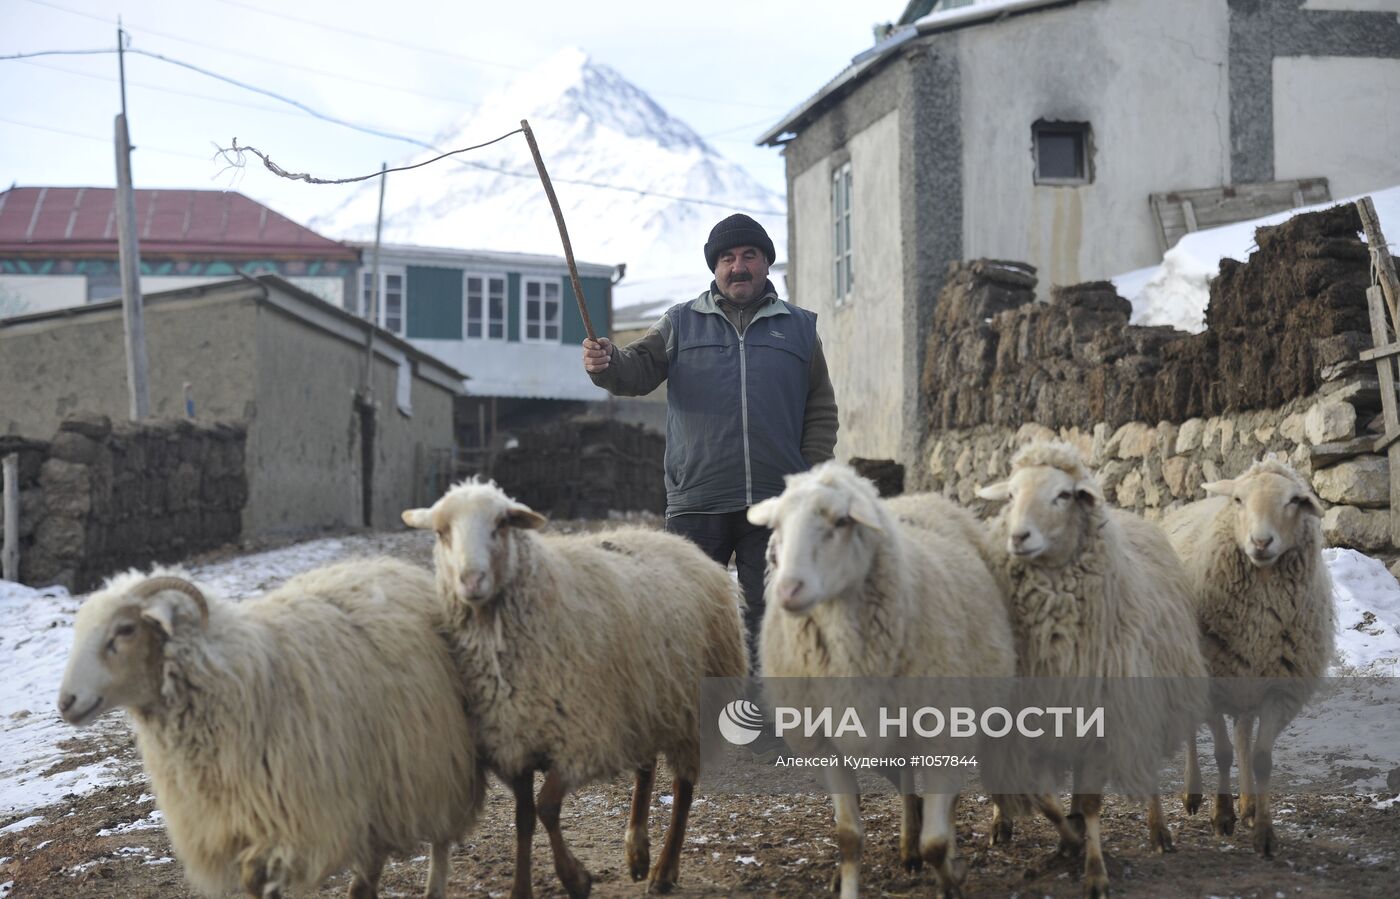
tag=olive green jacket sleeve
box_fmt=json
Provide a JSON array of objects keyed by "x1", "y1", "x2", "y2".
[{"x1": 587, "y1": 316, "x2": 673, "y2": 397}]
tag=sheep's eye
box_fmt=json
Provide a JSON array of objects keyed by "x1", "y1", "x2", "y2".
[
  {"x1": 114, "y1": 622, "x2": 136, "y2": 638},
  {"x1": 1056, "y1": 490, "x2": 1073, "y2": 503},
  {"x1": 1233, "y1": 496, "x2": 1243, "y2": 506},
  {"x1": 435, "y1": 528, "x2": 449, "y2": 542},
  {"x1": 834, "y1": 515, "x2": 854, "y2": 529},
  {"x1": 1288, "y1": 495, "x2": 1305, "y2": 506}
]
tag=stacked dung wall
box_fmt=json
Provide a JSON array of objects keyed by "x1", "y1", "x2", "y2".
[
  {"x1": 1, "y1": 413, "x2": 248, "y2": 590},
  {"x1": 489, "y1": 418, "x2": 665, "y2": 518},
  {"x1": 917, "y1": 205, "x2": 1393, "y2": 551}
]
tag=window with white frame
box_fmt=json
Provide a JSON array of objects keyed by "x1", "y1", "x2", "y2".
[
  {"x1": 465, "y1": 274, "x2": 507, "y2": 339},
  {"x1": 832, "y1": 161, "x2": 853, "y2": 304},
  {"x1": 522, "y1": 278, "x2": 562, "y2": 342},
  {"x1": 359, "y1": 267, "x2": 406, "y2": 335}
]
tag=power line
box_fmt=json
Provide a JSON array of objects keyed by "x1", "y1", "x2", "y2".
[
  {"x1": 14, "y1": 58, "x2": 312, "y2": 120},
  {"x1": 0, "y1": 46, "x2": 786, "y2": 215},
  {"x1": 0, "y1": 114, "x2": 213, "y2": 161},
  {"x1": 19, "y1": 0, "x2": 478, "y2": 105}
]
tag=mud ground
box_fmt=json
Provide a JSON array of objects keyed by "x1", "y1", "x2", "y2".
[{"x1": 3, "y1": 523, "x2": 1397, "y2": 897}]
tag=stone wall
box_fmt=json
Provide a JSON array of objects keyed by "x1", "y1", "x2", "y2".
[
  {"x1": 916, "y1": 205, "x2": 1394, "y2": 552},
  {"x1": 0, "y1": 414, "x2": 248, "y2": 590},
  {"x1": 489, "y1": 418, "x2": 665, "y2": 519}
]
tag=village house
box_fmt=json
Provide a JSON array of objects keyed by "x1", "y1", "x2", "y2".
[
  {"x1": 0, "y1": 186, "x2": 360, "y2": 313},
  {"x1": 759, "y1": 0, "x2": 1400, "y2": 467}
]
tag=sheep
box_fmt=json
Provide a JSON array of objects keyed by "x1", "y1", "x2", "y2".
[
  {"x1": 56, "y1": 558, "x2": 483, "y2": 899},
  {"x1": 1162, "y1": 456, "x2": 1334, "y2": 856},
  {"x1": 749, "y1": 463, "x2": 1075, "y2": 899},
  {"x1": 401, "y1": 479, "x2": 748, "y2": 898},
  {"x1": 977, "y1": 441, "x2": 1209, "y2": 899}
]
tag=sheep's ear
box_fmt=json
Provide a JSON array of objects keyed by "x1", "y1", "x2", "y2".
[
  {"x1": 976, "y1": 481, "x2": 1011, "y2": 502},
  {"x1": 506, "y1": 504, "x2": 547, "y2": 530},
  {"x1": 848, "y1": 493, "x2": 884, "y2": 532},
  {"x1": 402, "y1": 508, "x2": 433, "y2": 529},
  {"x1": 1294, "y1": 492, "x2": 1324, "y2": 518},
  {"x1": 1074, "y1": 479, "x2": 1104, "y2": 509},
  {"x1": 748, "y1": 497, "x2": 781, "y2": 527},
  {"x1": 139, "y1": 594, "x2": 182, "y2": 639},
  {"x1": 1201, "y1": 479, "x2": 1235, "y2": 497}
]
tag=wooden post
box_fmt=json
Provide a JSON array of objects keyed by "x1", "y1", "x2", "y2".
[
  {"x1": 114, "y1": 113, "x2": 150, "y2": 421},
  {"x1": 1365, "y1": 285, "x2": 1400, "y2": 546},
  {"x1": 3, "y1": 453, "x2": 18, "y2": 582},
  {"x1": 1358, "y1": 197, "x2": 1400, "y2": 330}
]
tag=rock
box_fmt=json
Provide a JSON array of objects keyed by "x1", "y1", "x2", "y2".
[
  {"x1": 1219, "y1": 419, "x2": 1237, "y2": 456},
  {"x1": 1163, "y1": 456, "x2": 1191, "y2": 497},
  {"x1": 1015, "y1": 423, "x2": 1057, "y2": 446},
  {"x1": 1091, "y1": 422, "x2": 1111, "y2": 465},
  {"x1": 1305, "y1": 400, "x2": 1358, "y2": 444},
  {"x1": 59, "y1": 412, "x2": 112, "y2": 440},
  {"x1": 1117, "y1": 469, "x2": 1144, "y2": 507},
  {"x1": 49, "y1": 430, "x2": 103, "y2": 466},
  {"x1": 1115, "y1": 422, "x2": 1155, "y2": 460},
  {"x1": 1279, "y1": 412, "x2": 1308, "y2": 444},
  {"x1": 1156, "y1": 421, "x2": 1178, "y2": 459},
  {"x1": 1388, "y1": 765, "x2": 1400, "y2": 795},
  {"x1": 1312, "y1": 456, "x2": 1390, "y2": 508},
  {"x1": 1311, "y1": 435, "x2": 1380, "y2": 468},
  {"x1": 1322, "y1": 506, "x2": 1393, "y2": 552},
  {"x1": 1176, "y1": 418, "x2": 1206, "y2": 454},
  {"x1": 954, "y1": 446, "x2": 973, "y2": 479},
  {"x1": 1254, "y1": 424, "x2": 1277, "y2": 445}
]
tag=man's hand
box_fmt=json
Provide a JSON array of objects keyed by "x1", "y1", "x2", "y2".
[{"x1": 582, "y1": 337, "x2": 614, "y2": 373}]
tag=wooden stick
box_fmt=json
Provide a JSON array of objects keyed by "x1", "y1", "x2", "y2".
[
  {"x1": 1357, "y1": 196, "x2": 1400, "y2": 332},
  {"x1": 520, "y1": 119, "x2": 597, "y2": 342}
]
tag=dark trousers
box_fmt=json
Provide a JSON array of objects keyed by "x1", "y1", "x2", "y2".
[{"x1": 666, "y1": 510, "x2": 770, "y2": 658}]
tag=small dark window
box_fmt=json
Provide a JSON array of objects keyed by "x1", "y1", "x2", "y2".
[{"x1": 1033, "y1": 121, "x2": 1091, "y2": 185}]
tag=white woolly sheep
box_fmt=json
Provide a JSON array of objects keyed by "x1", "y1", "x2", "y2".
[
  {"x1": 750, "y1": 463, "x2": 1073, "y2": 899},
  {"x1": 57, "y1": 558, "x2": 483, "y2": 899},
  {"x1": 1162, "y1": 456, "x2": 1335, "y2": 856},
  {"x1": 978, "y1": 441, "x2": 1209, "y2": 899},
  {"x1": 402, "y1": 480, "x2": 748, "y2": 898}
]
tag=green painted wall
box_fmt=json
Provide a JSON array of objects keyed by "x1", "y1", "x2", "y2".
[
  {"x1": 507, "y1": 273, "x2": 521, "y2": 342},
  {"x1": 406, "y1": 265, "x2": 463, "y2": 340},
  {"x1": 562, "y1": 275, "x2": 611, "y2": 343}
]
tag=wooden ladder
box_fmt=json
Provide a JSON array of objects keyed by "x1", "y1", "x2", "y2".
[{"x1": 1356, "y1": 197, "x2": 1400, "y2": 545}]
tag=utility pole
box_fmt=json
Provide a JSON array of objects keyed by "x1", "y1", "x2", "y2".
[
  {"x1": 114, "y1": 21, "x2": 150, "y2": 420},
  {"x1": 356, "y1": 163, "x2": 388, "y2": 527}
]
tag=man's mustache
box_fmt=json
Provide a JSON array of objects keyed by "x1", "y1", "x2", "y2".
[{"x1": 728, "y1": 272, "x2": 753, "y2": 282}]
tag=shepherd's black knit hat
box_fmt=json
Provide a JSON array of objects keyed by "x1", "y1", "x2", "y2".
[{"x1": 704, "y1": 213, "x2": 776, "y2": 271}]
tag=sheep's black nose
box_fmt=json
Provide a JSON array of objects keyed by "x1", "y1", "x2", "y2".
[{"x1": 58, "y1": 693, "x2": 75, "y2": 712}]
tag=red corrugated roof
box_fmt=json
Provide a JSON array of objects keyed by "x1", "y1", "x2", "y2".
[{"x1": 0, "y1": 186, "x2": 359, "y2": 260}]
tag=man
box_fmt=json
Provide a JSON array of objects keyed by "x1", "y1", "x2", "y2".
[{"x1": 583, "y1": 213, "x2": 838, "y2": 648}]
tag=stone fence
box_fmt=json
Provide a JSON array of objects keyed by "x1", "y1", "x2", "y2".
[
  {"x1": 915, "y1": 205, "x2": 1394, "y2": 552},
  {"x1": 0, "y1": 414, "x2": 247, "y2": 590}
]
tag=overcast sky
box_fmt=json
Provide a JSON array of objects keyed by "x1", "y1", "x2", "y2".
[{"x1": 0, "y1": 0, "x2": 900, "y2": 228}]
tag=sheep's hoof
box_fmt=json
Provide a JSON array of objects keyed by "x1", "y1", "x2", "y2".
[
  {"x1": 348, "y1": 875, "x2": 377, "y2": 899},
  {"x1": 901, "y1": 849, "x2": 923, "y2": 872},
  {"x1": 646, "y1": 863, "x2": 676, "y2": 894},
  {"x1": 1212, "y1": 796, "x2": 1236, "y2": 836},
  {"x1": 1084, "y1": 878, "x2": 1110, "y2": 899},
  {"x1": 989, "y1": 817, "x2": 1014, "y2": 847},
  {"x1": 1182, "y1": 792, "x2": 1202, "y2": 815},
  {"x1": 1149, "y1": 824, "x2": 1174, "y2": 855},
  {"x1": 1253, "y1": 824, "x2": 1277, "y2": 858},
  {"x1": 829, "y1": 869, "x2": 842, "y2": 894},
  {"x1": 626, "y1": 838, "x2": 650, "y2": 882},
  {"x1": 1239, "y1": 798, "x2": 1256, "y2": 827}
]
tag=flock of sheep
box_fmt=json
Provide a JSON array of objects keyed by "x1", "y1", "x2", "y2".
[{"x1": 54, "y1": 439, "x2": 1335, "y2": 899}]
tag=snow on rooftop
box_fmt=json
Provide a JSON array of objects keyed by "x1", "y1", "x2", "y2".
[{"x1": 1114, "y1": 185, "x2": 1400, "y2": 334}]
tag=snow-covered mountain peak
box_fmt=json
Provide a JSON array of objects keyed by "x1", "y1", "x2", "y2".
[{"x1": 313, "y1": 47, "x2": 785, "y2": 296}]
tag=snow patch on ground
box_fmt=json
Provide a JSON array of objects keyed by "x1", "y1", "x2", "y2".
[
  {"x1": 97, "y1": 809, "x2": 164, "y2": 837},
  {"x1": 1327, "y1": 548, "x2": 1400, "y2": 676}
]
